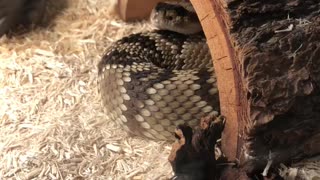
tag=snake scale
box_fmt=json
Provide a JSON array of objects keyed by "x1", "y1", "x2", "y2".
[{"x1": 98, "y1": 2, "x2": 220, "y2": 140}]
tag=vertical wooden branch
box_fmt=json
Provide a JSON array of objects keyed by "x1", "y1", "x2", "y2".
[{"x1": 190, "y1": 0, "x2": 245, "y2": 161}]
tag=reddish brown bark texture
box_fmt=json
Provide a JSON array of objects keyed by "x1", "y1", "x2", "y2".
[{"x1": 191, "y1": 0, "x2": 320, "y2": 173}]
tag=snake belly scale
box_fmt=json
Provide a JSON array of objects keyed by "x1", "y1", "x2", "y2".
[{"x1": 98, "y1": 29, "x2": 220, "y2": 140}]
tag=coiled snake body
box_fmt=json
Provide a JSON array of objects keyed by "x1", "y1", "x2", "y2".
[{"x1": 98, "y1": 2, "x2": 220, "y2": 140}]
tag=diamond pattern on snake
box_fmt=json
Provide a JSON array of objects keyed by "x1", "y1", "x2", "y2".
[{"x1": 98, "y1": 1, "x2": 220, "y2": 140}]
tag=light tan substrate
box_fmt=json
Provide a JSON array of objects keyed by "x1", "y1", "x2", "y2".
[{"x1": 0, "y1": 0, "x2": 172, "y2": 179}]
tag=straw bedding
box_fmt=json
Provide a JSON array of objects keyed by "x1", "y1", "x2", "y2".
[{"x1": 0, "y1": 0, "x2": 172, "y2": 179}]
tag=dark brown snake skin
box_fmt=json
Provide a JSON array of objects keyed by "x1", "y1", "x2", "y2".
[{"x1": 97, "y1": 3, "x2": 220, "y2": 140}]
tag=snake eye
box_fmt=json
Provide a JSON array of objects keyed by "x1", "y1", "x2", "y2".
[{"x1": 166, "y1": 16, "x2": 173, "y2": 21}]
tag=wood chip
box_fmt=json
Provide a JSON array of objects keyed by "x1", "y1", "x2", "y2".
[
  {"x1": 0, "y1": 0, "x2": 172, "y2": 179},
  {"x1": 106, "y1": 144, "x2": 122, "y2": 152}
]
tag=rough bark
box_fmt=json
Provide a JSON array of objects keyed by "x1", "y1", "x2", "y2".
[{"x1": 191, "y1": 0, "x2": 320, "y2": 174}]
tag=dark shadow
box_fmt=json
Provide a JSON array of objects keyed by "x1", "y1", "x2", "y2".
[
  {"x1": 0, "y1": 0, "x2": 68, "y2": 37},
  {"x1": 41, "y1": 0, "x2": 68, "y2": 27}
]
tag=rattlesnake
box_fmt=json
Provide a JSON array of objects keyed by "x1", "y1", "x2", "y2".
[{"x1": 98, "y1": 1, "x2": 220, "y2": 140}]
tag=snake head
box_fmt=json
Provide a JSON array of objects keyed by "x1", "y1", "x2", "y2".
[{"x1": 150, "y1": 2, "x2": 202, "y2": 35}]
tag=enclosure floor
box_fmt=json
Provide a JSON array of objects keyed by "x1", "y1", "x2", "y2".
[{"x1": 0, "y1": 0, "x2": 172, "y2": 179}]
